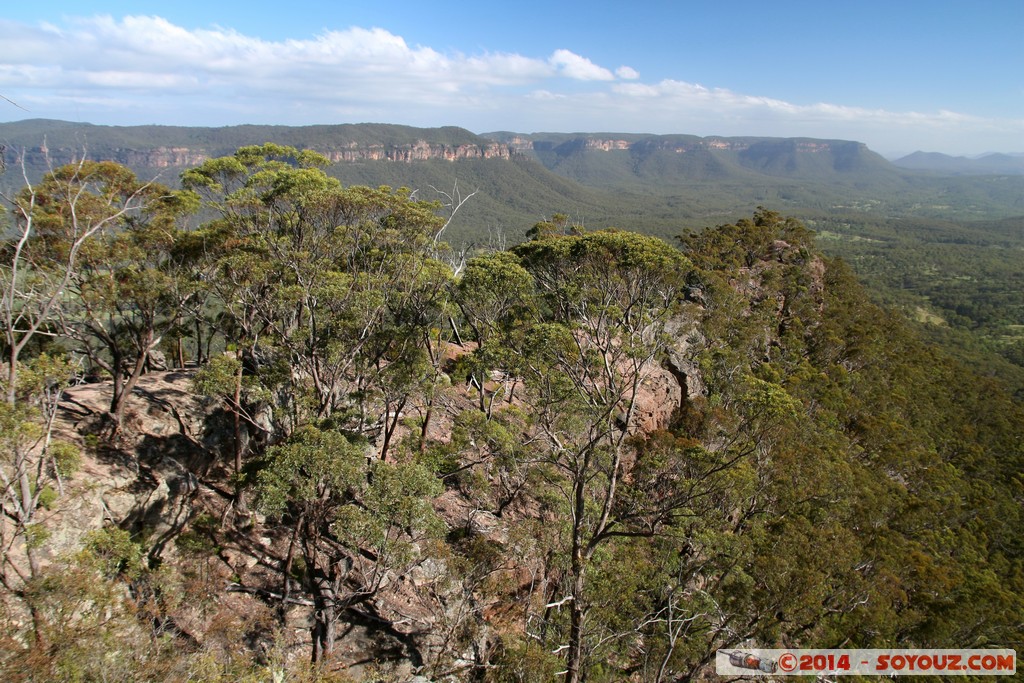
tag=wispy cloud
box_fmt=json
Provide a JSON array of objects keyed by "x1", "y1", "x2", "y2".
[
  {"x1": 0, "y1": 15, "x2": 1019, "y2": 154},
  {"x1": 549, "y1": 49, "x2": 615, "y2": 81},
  {"x1": 615, "y1": 66, "x2": 640, "y2": 80},
  {"x1": 602, "y1": 79, "x2": 1024, "y2": 147}
]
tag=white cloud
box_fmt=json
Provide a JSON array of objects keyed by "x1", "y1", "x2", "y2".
[
  {"x1": 1, "y1": 16, "x2": 554, "y2": 94},
  {"x1": 82, "y1": 71, "x2": 198, "y2": 89},
  {"x1": 527, "y1": 90, "x2": 566, "y2": 101},
  {"x1": 615, "y1": 66, "x2": 640, "y2": 80},
  {"x1": 0, "y1": 15, "x2": 1019, "y2": 154},
  {"x1": 607, "y1": 78, "x2": 1022, "y2": 138},
  {"x1": 548, "y1": 49, "x2": 615, "y2": 81}
]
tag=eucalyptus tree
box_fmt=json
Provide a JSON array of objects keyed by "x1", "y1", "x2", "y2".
[
  {"x1": 0, "y1": 353, "x2": 79, "y2": 602},
  {"x1": 184, "y1": 145, "x2": 454, "y2": 455},
  {"x1": 453, "y1": 251, "x2": 535, "y2": 416},
  {"x1": 255, "y1": 424, "x2": 442, "y2": 664},
  {"x1": 1, "y1": 158, "x2": 158, "y2": 407},
  {"x1": 0, "y1": 157, "x2": 186, "y2": 646},
  {"x1": 510, "y1": 230, "x2": 691, "y2": 682},
  {"x1": 47, "y1": 168, "x2": 199, "y2": 432}
]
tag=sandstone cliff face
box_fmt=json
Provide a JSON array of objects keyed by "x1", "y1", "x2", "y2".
[
  {"x1": 5, "y1": 134, "x2": 857, "y2": 177},
  {"x1": 9, "y1": 140, "x2": 514, "y2": 170},
  {"x1": 112, "y1": 147, "x2": 211, "y2": 168},
  {"x1": 583, "y1": 138, "x2": 631, "y2": 151},
  {"x1": 321, "y1": 141, "x2": 511, "y2": 163},
  {"x1": 14, "y1": 145, "x2": 211, "y2": 170},
  {"x1": 501, "y1": 136, "x2": 536, "y2": 154},
  {"x1": 514, "y1": 135, "x2": 856, "y2": 157}
]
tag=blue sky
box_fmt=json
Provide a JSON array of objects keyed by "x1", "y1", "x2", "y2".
[{"x1": 1, "y1": 0, "x2": 1020, "y2": 155}]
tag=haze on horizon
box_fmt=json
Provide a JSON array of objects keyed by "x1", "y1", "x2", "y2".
[{"x1": 0, "y1": 0, "x2": 1021, "y2": 158}]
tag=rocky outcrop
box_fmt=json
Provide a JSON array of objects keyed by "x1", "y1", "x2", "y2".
[
  {"x1": 34, "y1": 369, "x2": 212, "y2": 568},
  {"x1": 111, "y1": 147, "x2": 210, "y2": 168},
  {"x1": 497, "y1": 134, "x2": 857, "y2": 159},
  {"x1": 321, "y1": 140, "x2": 512, "y2": 163},
  {"x1": 501, "y1": 135, "x2": 537, "y2": 153},
  {"x1": 8, "y1": 319, "x2": 708, "y2": 680},
  {"x1": 7, "y1": 140, "x2": 515, "y2": 171},
  {"x1": 583, "y1": 138, "x2": 631, "y2": 151},
  {"x1": 665, "y1": 317, "x2": 708, "y2": 403},
  {"x1": 13, "y1": 145, "x2": 211, "y2": 170}
]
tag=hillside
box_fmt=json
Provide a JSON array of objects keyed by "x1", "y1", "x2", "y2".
[
  {"x1": 4, "y1": 119, "x2": 1024, "y2": 388},
  {"x1": 893, "y1": 151, "x2": 1024, "y2": 175},
  {"x1": 2, "y1": 167, "x2": 1021, "y2": 680},
  {"x1": 0, "y1": 119, "x2": 500, "y2": 161},
  {"x1": 6, "y1": 120, "x2": 1024, "y2": 230},
  {"x1": 487, "y1": 131, "x2": 901, "y2": 185}
]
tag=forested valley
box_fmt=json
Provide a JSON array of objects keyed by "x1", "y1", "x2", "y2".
[{"x1": 1, "y1": 144, "x2": 1022, "y2": 682}]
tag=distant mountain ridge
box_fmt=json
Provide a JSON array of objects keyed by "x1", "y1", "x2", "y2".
[
  {"x1": 0, "y1": 119, "x2": 511, "y2": 170},
  {"x1": 484, "y1": 132, "x2": 899, "y2": 190},
  {"x1": 2, "y1": 119, "x2": 885, "y2": 173},
  {"x1": 4, "y1": 119, "x2": 1024, "y2": 245},
  {"x1": 5, "y1": 119, "x2": 1019, "y2": 187},
  {"x1": 892, "y1": 151, "x2": 1024, "y2": 175}
]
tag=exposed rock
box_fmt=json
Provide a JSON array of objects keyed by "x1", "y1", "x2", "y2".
[
  {"x1": 147, "y1": 348, "x2": 169, "y2": 371},
  {"x1": 321, "y1": 140, "x2": 512, "y2": 163},
  {"x1": 631, "y1": 362, "x2": 682, "y2": 433},
  {"x1": 665, "y1": 316, "x2": 708, "y2": 402},
  {"x1": 10, "y1": 139, "x2": 515, "y2": 170},
  {"x1": 409, "y1": 557, "x2": 448, "y2": 587},
  {"x1": 37, "y1": 369, "x2": 212, "y2": 567},
  {"x1": 20, "y1": 327, "x2": 708, "y2": 677}
]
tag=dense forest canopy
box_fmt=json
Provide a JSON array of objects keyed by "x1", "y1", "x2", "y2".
[
  {"x1": 4, "y1": 120, "x2": 1022, "y2": 396},
  {"x1": 0, "y1": 148, "x2": 1021, "y2": 681}
]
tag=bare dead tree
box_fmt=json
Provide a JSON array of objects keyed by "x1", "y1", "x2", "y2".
[
  {"x1": 428, "y1": 179, "x2": 478, "y2": 248},
  {"x1": 1, "y1": 150, "x2": 153, "y2": 405}
]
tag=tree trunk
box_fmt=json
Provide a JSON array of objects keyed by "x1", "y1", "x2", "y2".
[
  {"x1": 194, "y1": 317, "x2": 204, "y2": 365},
  {"x1": 566, "y1": 566, "x2": 587, "y2": 683},
  {"x1": 280, "y1": 522, "x2": 300, "y2": 623},
  {"x1": 110, "y1": 348, "x2": 124, "y2": 412},
  {"x1": 419, "y1": 400, "x2": 433, "y2": 453},
  {"x1": 232, "y1": 355, "x2": 247, "y2": 511},
  {"x1": 5, "y1": 346, "x2": 17, "y2": 406},
  {"x1": 565, "y1": 459, "x2": 590, "y2": 683},
  {"x1": 27, "y1": 598, "x2": 46, "y2": 651},
  {"x1": 109, "y1": 345, "x2": 149, "y2": 433},
  {"x1": 310, "y1": 565, "x2": 339, "y2": 664},
  {"x1": 16, "y1": 470, "x2": 40, "y2": 579},
  {"x1": 379, "y1": 395, "x2": 406, "y2": 463},
  {"x1": 14, "y1": 466, "x2": 46, "y2": 646}
]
